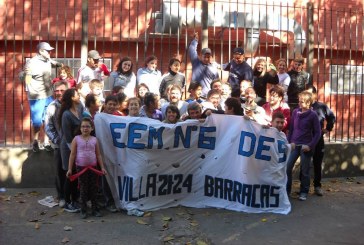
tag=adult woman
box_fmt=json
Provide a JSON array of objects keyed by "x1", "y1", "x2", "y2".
[
  {"x1": 139, "y1": 92, "x2": 163, "y2": 121},
  {"x1": 253, "y1": 58, "x2": 279, "y2": 106},
  {"x1": 136, "y1": 55, "x2": 162, "y2": 95},
  {"x1": 159, "y1": 58, "x2": 185, "y2": 100},
  {"x1": 275, "y1": 58, "x2": 291, "y2": 102},
  {"x1": 109, "y1": 57, "x2": 136, "y2": 98},
  {"x1": 52, "y1": 66, "x2": 76, "y2": 88},
  {"x1": 59, "y1": 88, "x2": 83, "y2": 212}
]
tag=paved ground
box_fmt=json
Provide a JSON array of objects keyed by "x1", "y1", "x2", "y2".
[{"x1": 1, "y1": 177, "x2": 364, "y2": 245}]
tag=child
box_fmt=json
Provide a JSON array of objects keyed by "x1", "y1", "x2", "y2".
[
  {"x1": 89, "y1": 79, "x2": 105, "y2": 104},
  {"x1": 271, "y1": 111, "x2": 286, "y2": 132},
  {"x1": 83, "y1": 94, "x2": 101, "y2": 120},
  {"x1": 270, "y1": 111, "x2": 295, "y2": 149},
  {"x1": 239, "y1": 79, "x2": 252, "y2": 103},
  {"x1": 185, "y1": 81, "x2": 204, "y2": 103},
  {"x1": 114, "y1": 93, "x2": 128, "y2": 116},
  {"x1": 127, "y1": 97, "x2": 141, "y2": 117},
  {"x1": 286, "y1": 91, "x2": 321, "y2": 201},
  {"x1": 99, "y1": 95, "x2": 119, "y2": 213},
  {"x1": 76, "y1": 82, "x2": 91, "y2": 107},
  {"x1": 220, "y1": 82, "x2": 232, "y2": 109},
  {"x1": 112, "y1": 85, "x2": 124, "y2": 95},
  {"x1": 66, "y1": 118, "x2": 107, "y2": 218},
  {"x1": 163, "y1": 104, "x2": 182, "y2": 124},
  {"x1": 224, "y1": 97, "x2": 243, "y2": 115},
  {"x1": 102, "y1": 95, "x2": 119, "y2": 115},
  {"x1": 139, "y1": 92, "x2": 163, "y2": 121},
  {"x1": 136, "y1": 83, "x2": 150, "y2": 106},
  {"x1": 52, "y1": 65, "x2": 76, "y2": 88}
]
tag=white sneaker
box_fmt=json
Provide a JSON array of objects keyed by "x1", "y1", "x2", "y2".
[
  {"x1": 59, "y1": 199, "x2": 66, "y2": 208},
  {"x1": 127, "y1": 209, "x2": 144, "y2": 217},
  {"x1": 314, "y1": 187, "x2": 324, "y2": 196},
  {"x1": 299, "y1": 193, "x2": 307, "y2": 201}
]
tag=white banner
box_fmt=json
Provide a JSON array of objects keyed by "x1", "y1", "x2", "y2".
[{"x1": 94, "y1": 113, "x2": 291, "y2": 214}]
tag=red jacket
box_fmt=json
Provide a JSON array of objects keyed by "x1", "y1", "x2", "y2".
[
  {"x1": 52, "y1": 77, "x2": 77, "y2": 88},
  {"x1": 262, "y1": 102, "x2": 291, "y2": 134}
]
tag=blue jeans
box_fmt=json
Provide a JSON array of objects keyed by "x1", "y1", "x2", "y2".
[
  {"x1": 286, "y1": 145, "x2": 313, "y2": 194},
  {"x1": 29, "y1": 96, "x2": 53, "y2": 128}
]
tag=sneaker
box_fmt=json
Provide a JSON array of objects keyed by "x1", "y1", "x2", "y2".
[
  {"x1": 64, "y1": 202, "x2": 81, "y2": 213},
  {"x1": 81, "y1": 210, "x2": 88, "y2": 219},
  {"x1": 59, "y1": 199, "x2": 66, "y2": 208},
  {"x1": 73, "y1": 202, "x2": 82, "y2": 210},
  {"x1": 32, "y1": 141, "x2": 40, "y2": 153},
  {"x1": 92, "y1": 209, "x2": 102, "y2": 217},
  {"x1": 43, "y1": 144, "x2": 53, "y2": 152},
  {"x1": 106, "y1": 204, "x2": 118, "y2": 213},
  {"x1": 299, "y1": 193, "x2": 308, "y2": 201},
  {"x1": 314, "y1": 187, "x2": 324, "y2": 196},
  {"x1": 127, "y1": 209, "x2": 144, "y2": 217}
]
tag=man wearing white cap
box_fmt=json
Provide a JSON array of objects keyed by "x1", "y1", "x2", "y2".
[
  {"x1": 77, "y1": 50, "x2": 99, "y2": 83},
  {"x1": 76, "y1": 50, "x2": 110, "y2": 105},
  {"x1": 188, "y1": 32, "x2": 219, "y2": 98},
  {"x1": 25, "y1": 42, "x2": 63, "y2": 152}
]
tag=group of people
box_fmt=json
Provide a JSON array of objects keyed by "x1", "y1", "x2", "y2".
[{"x1": 23, "y1": 34, "x2": 335, "y2": 218}]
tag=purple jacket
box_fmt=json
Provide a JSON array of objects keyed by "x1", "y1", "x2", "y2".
[{"x1": 288, "y1": 108, "x2": 321, "y2": 150}]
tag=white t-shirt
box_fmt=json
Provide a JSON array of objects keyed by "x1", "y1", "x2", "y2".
[
  {"x1": 278, "y1": 73, "x2": 291, "y2": 102},
  {"x1": 77, "y1": 65, "x2": 103, "y2": 84}
]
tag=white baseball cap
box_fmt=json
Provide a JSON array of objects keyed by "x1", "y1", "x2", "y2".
[{"x1": 37, "y1": 42, "x2": 54, "y2": 51}]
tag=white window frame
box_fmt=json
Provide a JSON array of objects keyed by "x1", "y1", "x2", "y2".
[
  {"x1": 330, "y1": 65, "x2": 364, "y2": 95},
  {"x1": 51, "y1": 58, "x2": 112, "y2": 80}
]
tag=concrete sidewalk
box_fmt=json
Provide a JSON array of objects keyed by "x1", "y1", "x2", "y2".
[{"x1": 1, "y1": 177, "x2": 364, "y2": 245}]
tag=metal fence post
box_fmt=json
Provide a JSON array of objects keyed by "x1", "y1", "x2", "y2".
[
  {"x1": 81, "y1": 0, "x2": 88, "y2": 65},
  {"x1": 201, "y1": 0, "x2": 208, "y2": 49},
  {"x1": 306, "y1": 2, "x2": 314, "y2": 75}
]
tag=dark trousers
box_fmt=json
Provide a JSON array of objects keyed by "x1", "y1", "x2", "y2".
[
  {"x1": 61, "y1": 141, "x2": 78, "y2": 203},
  {"x1": 54, "y1": 148, "x2": 65, "y2": 199},
  {"x1": 64, "y1": 176, "x2": 78, "y2": 204},
  {"x1": 286, "y1": 145, "x2": 313, "y2": 194},
  {"x1": 102, "y1": 175, "x2": 114, "y2": 206},
  {"x1": 313, "y1": 135, "x2": 325, "y2": 188},
  {"x1": 77, "y1": 166, "x2": 98, "y2": 211}
]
